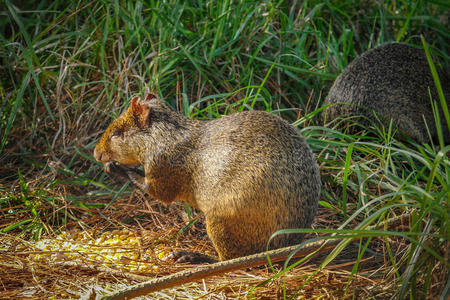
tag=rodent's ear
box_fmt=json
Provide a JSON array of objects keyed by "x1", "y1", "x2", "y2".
[
  {"x1": 145, "y1": 93, "x2": 158, "y2": 101},
  {"x1": 142, "y1": 93, "x2": 163, "y2": 107},
  {"x1": 131, "y1": 96, "x2": 150, "y2": 128}
]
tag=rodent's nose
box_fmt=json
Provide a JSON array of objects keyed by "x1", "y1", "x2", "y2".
[
  {"x1": 94, "y1": 146, "x2": 111, "y2": 163},
  {"x1": 93, "y1": 147, "x2": 102, "y2": 162}
]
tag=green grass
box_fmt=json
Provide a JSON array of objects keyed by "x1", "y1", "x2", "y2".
[{"x1": 1, "y1": 0, "x2": 449, "y2": 298}]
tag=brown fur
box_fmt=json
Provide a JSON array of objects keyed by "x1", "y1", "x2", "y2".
[
  {"x1": 94, "y1": 94, "x2": 321, "y2": 260},
  {"x1": 323, "y1": 43, "x2": 450, "y2": 143}
]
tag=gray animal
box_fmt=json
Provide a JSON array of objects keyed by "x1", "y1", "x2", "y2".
[{"x1": 323, "y1": 43, "x2": 449, "y2": 143}]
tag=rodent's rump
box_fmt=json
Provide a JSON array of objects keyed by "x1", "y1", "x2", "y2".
[
  {"x1": 323, "y1": 42, "x2": 450, "y2": 143},
  {"x1": 94, "y1": 94, "x2": 321, "y2": 261}
]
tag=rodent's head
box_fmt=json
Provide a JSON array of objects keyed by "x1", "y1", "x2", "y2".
[{"x1": 93, "y1": 93, "x2": 160, "y2": 171}]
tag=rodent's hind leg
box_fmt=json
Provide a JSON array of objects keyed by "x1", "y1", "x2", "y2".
[
  {"x1": 205, "y1": 213, "x2": 270, "y2": 261},
  {"x1": 166, "y1": 250, "x2": 217, "y2": 264}
]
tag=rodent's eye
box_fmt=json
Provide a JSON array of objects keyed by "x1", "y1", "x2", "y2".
[{"x1": 111, "y1": 130, "x2": 122, "y2": 139}]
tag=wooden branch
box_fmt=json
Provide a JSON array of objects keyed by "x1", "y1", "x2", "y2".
[{"x1": 101, "y1": 214, "x2": 409, "y2": 299}]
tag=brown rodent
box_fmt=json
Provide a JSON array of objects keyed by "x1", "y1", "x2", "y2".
[
  {"x1": 94, "y1": 94, "x2": 321, "y2": 261},
  {"x1": 323, "y1": 42, "x2": 450, "y2": 143}
]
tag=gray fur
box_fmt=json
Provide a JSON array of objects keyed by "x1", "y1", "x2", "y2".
[{"x1": 323, "y1": 43, "x2": 449, "y2": 143}]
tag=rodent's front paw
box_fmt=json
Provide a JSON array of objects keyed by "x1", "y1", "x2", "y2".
[
  {"x1": 104, "y1": 161, "x2": 115, "y2": 173},
  {"x1": 104, "y1": 162, "x2": 130, "y2": 179},
  {"x1": 126, "y1": 167, "x2": 145, "y2": 177}
]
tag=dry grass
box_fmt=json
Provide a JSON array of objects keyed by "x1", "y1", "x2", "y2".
[{"x1": 1, "y1": 194, "x2": 430, "y2": 299}]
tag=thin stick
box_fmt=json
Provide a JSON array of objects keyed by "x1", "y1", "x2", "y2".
[{"x1": 101, "y1": 214, "x2": 409, "y2": 299}]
